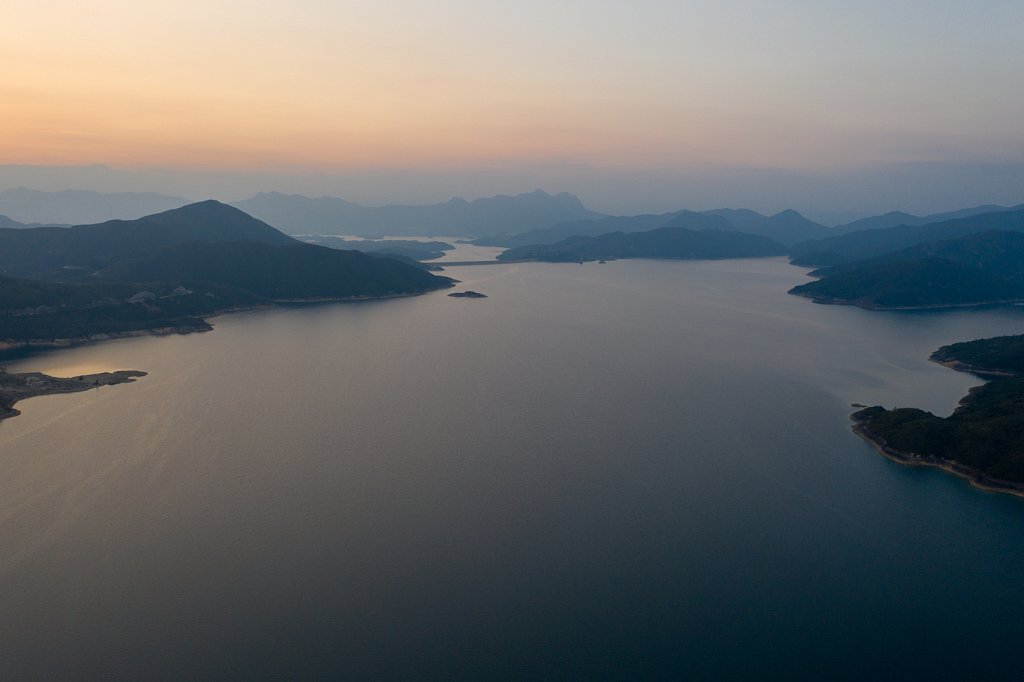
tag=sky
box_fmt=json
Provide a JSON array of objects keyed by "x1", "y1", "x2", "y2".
[{"x1": 3, "y1": 0, "x2": 1023, "y2": 220}]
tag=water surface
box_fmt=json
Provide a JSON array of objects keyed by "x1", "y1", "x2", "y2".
[{"x1": 2, "y1": 258, "x2": 1023, "y2": 680}]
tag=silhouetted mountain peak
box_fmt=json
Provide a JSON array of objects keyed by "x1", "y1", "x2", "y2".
[
  {"x1": 146, "y1": 199, "x2": 249, "y2": 222},
  {"x1": 770, "y1": 209, "x2": 805, "y2": 220},
  {"x1": 0, "y1": 201, "x2": 297, "y2": 280},
  {"x1": 126, "y1": 201, "x2": 297, "y2": 245}
]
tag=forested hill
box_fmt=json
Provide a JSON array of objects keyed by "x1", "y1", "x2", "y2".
[
  {"x1": 789, "y1": 230, "x2": 1024, "y2": 309},
  {"x1": 99, "y1": 241, "x2": 451, "y2": 300},
  {"x1": 497, "y1": 225, "x2": 786, "y2": 262},
  {"x1": 0, "y1": 200, "x2": 297, "y2": 279},
  {"x1": 853, "y1": 334, "x2": 1024, "y2": 492},
  {"x1": 0, "y1": 201, "x2": 453, "y2": 349}
]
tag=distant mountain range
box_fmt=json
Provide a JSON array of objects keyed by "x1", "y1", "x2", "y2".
[
  {"x1": 10, "y1": 184, "x2": 1021, "y2": 253},
  {"x1": 0, "y1": 188, "x2": 188, "y2": 224},
  {"x1": 232, "y1": 189, "x2": 603, "y2": 237},
  {"x1": 701, "y1": 209, "x2": 829, "y2": 246},
  {"x1": 0, "y1": 215, "x2": 29, "y2": 229},
  {"x1": 0, "y1": 186, "x2": 835, "y2": 245},
  {"x1": 0, "y1": 201, "x2": 451, "y2": 348},
  {"x1": 497, "y1": 225, "x2": 786, "y2": 262},
  {"x1": 490, "y1": 203, "x2": 1024, "y2": 254},
  {"x1": 477, "y1": 212, "x2": 680, "y2": 248},
  {"x1": 0, "y1": 187, "x2": 604, "y2": 234},
  {"x1": 789, "y1": 208, "x2": 1024, "y2": 267},
  {"x1": 830, "y1": 204, "x2": 1024, "y2": 234},
  {"x1": 478, "y1": 207, "x2": 828, "y2": 248},
  {"x1": 3, "y1": 187, "x2": 1024, "y2": 343}
]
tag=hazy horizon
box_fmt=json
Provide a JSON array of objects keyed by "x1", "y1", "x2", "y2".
[
  {"x1": 2, "y1": 161, "x2": 1023, "y2": 225},
  {"x1": 4, "y1": 1, "x2": 1023, "y2": 224}
]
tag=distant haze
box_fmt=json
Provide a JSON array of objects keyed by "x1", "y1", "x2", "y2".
[
  {"x1": 1, "y1": 162, "x2": 1023, "y2": 226},
  {"x1": 3, "y1": 2, "x2": 1023, "y2": 223}
]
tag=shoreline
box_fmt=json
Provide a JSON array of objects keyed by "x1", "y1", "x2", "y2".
[
  {"x1": 929, "y1": 357, "x2": 1018, "y2": 378},
  {"x1": 850, "y1": 415, "x2": 1024, "y2": 500},
  {"x1": 0, "y1": 286, "x2": 451, "y2": 358},
  {"x1": 790, "y1": 290, "x2": 1024, "y2": 311},
  {"x1": 0, "y1": 286, "x2": 449, "y2": 423},
  {"x1": 0, "y1": 323, "x2": 214, "y2": 355},
  {"x1": 0, "y1": 370, "x2": 147, "y2": 424}
]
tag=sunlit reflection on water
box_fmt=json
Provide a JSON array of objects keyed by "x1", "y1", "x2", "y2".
[{"x1": 32, "y1": 362, "x2": 122, "y2": 377}]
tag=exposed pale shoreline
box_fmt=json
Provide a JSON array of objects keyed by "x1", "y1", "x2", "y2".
[
  {"x1": 930, "y1": 357, "x2": 1017, "y2": 378},
  {"x1": 0, "y1": 369, "x2": 147, "y2": 423}
]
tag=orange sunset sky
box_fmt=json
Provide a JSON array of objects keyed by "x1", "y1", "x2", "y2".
[{"x1": 3, "y1": 0, "x2": 1023, "y2": 217}]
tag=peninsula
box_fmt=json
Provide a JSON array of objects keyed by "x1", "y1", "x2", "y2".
[
  {"x1": 0, "y1": 201, "x2": 453, "y2": 352},
  {"x1": 851, "y1": 334, "x2": 1024, "y2": 498},
  {"x1": 0, "y1": 368, "x2": 146, "y2": 422},
  {"x1": 789, "y1": 230, "x2": 1024, "y2": 310}
]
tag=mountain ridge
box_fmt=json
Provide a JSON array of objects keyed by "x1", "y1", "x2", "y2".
[
  {"x1": 232, "y1": 189, "x2": 603, "y2": 237},
  {"x1": 790, "y1": 208, "x2": 1024, "y2": 267},
  {"x1": 480, "y1": 207, "x2": 827, "y2": 248},
  {"x1": 0, "y1": 200, "x2": 298, "y2": 280},
  {"x1": 0, "y1": 201, "x2": 453, "y2": 349},
  {"x1": 832, "y1": 204, "x2": 1024, "y2": 234},
  {"x1": 0, "y1": 187, "x2": 188, "y2": 224}
]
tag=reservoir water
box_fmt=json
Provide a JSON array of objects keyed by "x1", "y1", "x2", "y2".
[{"x1": 2, "y1": 257, "x2": 1024, "y2": 679}]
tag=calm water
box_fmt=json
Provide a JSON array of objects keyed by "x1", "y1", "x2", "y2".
[{"x1": 2, "y1": 257, "x2": 1024, "y2": 680}]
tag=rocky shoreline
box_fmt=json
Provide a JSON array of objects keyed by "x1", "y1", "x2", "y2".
[{"x1": 850, "y1": 411, "x2": 1024, "y2": 500}]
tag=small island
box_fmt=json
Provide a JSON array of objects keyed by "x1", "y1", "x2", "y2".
[
  {"x1": 0, "y1": 368, "x2": 147, "y2": 423},
  {"x1": 447, "y1": 291, "x2": 488, "y2": 298},
  {"x1": 851, "y1": 334, "x2": 1024, "y2": 498}
]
